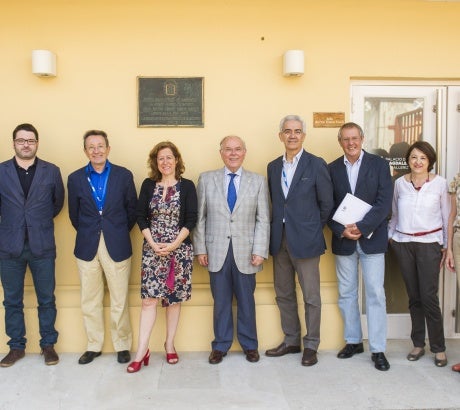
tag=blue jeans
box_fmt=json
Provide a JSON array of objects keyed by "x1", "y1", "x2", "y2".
[
  {"x1": 0, "y1": 242, "x2": 58, "y2": 350},
  {"x1": 335, "y1": 243, "x2": 387, "y2": 353}
]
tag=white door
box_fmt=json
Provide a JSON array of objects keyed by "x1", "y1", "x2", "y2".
[{"x1": 351, "y1": 84, "x2": 449, "y2": 339}]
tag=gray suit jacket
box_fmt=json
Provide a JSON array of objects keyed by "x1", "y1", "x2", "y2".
[{"x1": 193, "y1": 167, "x2": 270, "y2": 274}]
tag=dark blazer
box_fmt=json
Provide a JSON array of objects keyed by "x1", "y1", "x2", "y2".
[
  {"x1": 136, "y1": 177, "x2": 198, "y2": 244},
  {"x1": 0, "y1": 157, "x2": 64, "y2": 259},
  {"x1": 267, "y1": 149, "x2": 334, "y2": 259},
  {"x1": 67, "y1": 163, "x2": 137, "y2": 262},
  {"x1": 327, "y1": 150, "x2": 393, "y2": 255}
]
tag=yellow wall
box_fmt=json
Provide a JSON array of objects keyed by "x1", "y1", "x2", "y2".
[{"x1": 1, "y1": 0, "x2": 460, "y2": 353}]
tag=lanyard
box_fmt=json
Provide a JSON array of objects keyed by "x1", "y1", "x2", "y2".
[
  {"x1": 282, "y1": 168, "x2": 289, "y2": 190},
  {"x1": 86, "y1": 163, "x2": 111, "y2": 214}
]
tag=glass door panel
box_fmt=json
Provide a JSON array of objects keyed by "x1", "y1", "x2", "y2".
[{"x1": 351, "y1": 85, "x2": 441, "y2": 338}]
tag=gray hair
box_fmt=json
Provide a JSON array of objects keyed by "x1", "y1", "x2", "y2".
[
  {"x1": 337, "y1": 122, "x2": 364, "y2": 140},
  {"x1": 219, "y1": 135, "x2": 247, "y2": 151},
  {"x1": 279, "y1": 115, "x2": 306, "y2": 133}
]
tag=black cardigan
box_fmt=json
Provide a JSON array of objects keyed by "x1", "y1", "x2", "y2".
[{"x1": 136, "y1": 177, "x2": 198, "y2": 244}]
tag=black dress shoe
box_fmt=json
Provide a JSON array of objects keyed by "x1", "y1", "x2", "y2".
[
  {"x1": 372, "y1": 352, "x2": 390, "y2": 371},
  {"x1": 117, "y1": 350, "x2": 131, "y2": 363},
  {"x1": 301, "y1": 348, "x2": 318, "y2": 366},
  {"x1": 265, "y1": 342, "x2": 301, "y2": 357},
  {"x1": 244, "y1": 349, "x2": 260, "y2": 363},
  {"x1": 337, "y1": 343, "x2": 364, "y2": 359},
  {"x1": 209, "y1": 350, "x2": 226, "y2": 364},
  {"x1": 78, "y1": 351, "x2": 102, "y2": 365}
]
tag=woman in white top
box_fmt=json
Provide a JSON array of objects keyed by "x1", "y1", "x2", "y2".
[
  {"x1": 446, "y1": 172, "x2": 460, "y2": 371},
  {"x1": 388, "y1": 141, "x2": 450, "y2": 367}
]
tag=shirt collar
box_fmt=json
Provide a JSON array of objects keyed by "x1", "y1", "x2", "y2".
[
  {"x1": 224, "y1": 166, "x2": 242, "y2": 177},
  {"x1": 283, "y1": 149, "x2": 303, "y2": 165},
  {"x1": 13, "y1": 156, "x2": 38, "y2": 170},
  {"x1": 343, "y1": 150, "x2": 364, "y2": 166},
  {"x1": 87, "y1": 160, "x2": 111, "y2": 174}
]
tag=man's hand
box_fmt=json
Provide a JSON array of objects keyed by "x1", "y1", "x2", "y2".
[{"x1": 197, "y1": 254, "x2": 208, "y2": 267}]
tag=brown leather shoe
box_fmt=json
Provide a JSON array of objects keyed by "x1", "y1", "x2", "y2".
[
  {"x1": 41, "y1": 346, "x2": 59, "y2": 365},
  {"x1": 301, "y1": 348, "x2": 318, "y2": 366},
  {"x1": 0, "y1": 349, "x2": 25, "y2": 367},
  {"x1": 208, "y1": 350, "x2": 226, "y2": 364},
  {"x1": 244, "y1": 349, "x2": 260, "y2": 363},
  {"x1": 265, "y1": 342, "x2": 301, "y2": 357},
  {"x1": 452, "y1": 362, "x2": 460, "y2": 372}
]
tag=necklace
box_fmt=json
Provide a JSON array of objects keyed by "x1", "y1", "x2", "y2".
[{"x1": 410, "y1": 174, "x2": 429, "y2": 191}]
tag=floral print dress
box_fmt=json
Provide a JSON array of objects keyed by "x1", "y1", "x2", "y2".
[{"x1": 141, "y1": 182, "x2": 193, "y2": 306}]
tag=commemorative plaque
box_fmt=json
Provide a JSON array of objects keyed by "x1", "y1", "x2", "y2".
[{"x1": 137, "y1": 77, "x2": 204, "y2": 127}]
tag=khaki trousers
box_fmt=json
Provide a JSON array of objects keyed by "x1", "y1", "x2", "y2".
[
  {"x1": 76, "y1": 234, "x2": 132, "y2": 351},
  {"x1": 454, "y1": 231, "x2": 460, "y2": 288}
]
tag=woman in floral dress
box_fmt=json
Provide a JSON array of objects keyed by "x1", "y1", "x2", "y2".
[{"x1": 127, "y1": 141, "x2": 197, "y2": 372}]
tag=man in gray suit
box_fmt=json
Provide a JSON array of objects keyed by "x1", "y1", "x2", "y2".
[
  {"x1": 0, "y1": 123, "x2": 64, "y2": 367},
  {"x1": 194, "y1": 135, "x2": 270, "y2": 364},
  {"x1": 265, "y1": 115, "x2": 333, "y2": 366}
]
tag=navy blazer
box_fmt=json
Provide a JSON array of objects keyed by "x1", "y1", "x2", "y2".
[
  {"x1": 267, "y1": 150, "x2": 334, "y2": 259},
  {"x1": 67, "y1": 163, "x2": 137, "y2": 262},
  {"x1": 0, "y1": 157, "x2": 64, "y2": 258},
  {"x1": 327, "y1": 151, "x2": 393, "y2": 255}
]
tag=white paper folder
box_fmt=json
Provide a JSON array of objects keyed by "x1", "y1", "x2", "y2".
[{"x1": 332, "y1": 193, "x2": 372, "y2": 226}]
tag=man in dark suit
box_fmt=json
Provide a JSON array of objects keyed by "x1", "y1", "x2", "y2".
[
  {"x1": 327, "y1": 122, "x2": 392, "y2": 371},
  {"x1": 0, "y1": 123, "x2": 64, "y2": 367},
  {"x1": 265, "y1": 115, "x2": 333, "y2": 366},
  {"x1": 67, "y1": 130, "x2": 137, "y2": 365}
]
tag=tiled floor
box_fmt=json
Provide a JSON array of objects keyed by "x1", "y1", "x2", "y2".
[{"x1": 1, "y1": 340, "x2": 460, "y2": 410}]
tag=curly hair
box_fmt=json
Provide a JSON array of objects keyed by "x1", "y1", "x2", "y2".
[{"x1": 148, "y1": 141, "x2": 185, "y2": 181}]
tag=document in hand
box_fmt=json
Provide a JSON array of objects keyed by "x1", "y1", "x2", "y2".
[{"x1": 332, "y1": 193, "x2": 372, "y2": 226}]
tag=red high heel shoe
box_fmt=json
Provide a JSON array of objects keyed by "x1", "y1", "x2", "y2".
[
  {"x1": 127, "y1": 349, "x2": 150, "y2": 373},
  {"x1": 164, "y1": 343, "x2": 179, "y2": 365}
]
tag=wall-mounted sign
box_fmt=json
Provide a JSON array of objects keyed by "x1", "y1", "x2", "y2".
[
  {"x1": 137, "y1": 77, "x2": 204, "y2": 127},
  {"x1": 313, "y1": 112, "x2": 345, "y2": 128}
]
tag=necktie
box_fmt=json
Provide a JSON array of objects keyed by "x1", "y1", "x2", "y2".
[{"x1": 227, "y1": 173, "x2": 237, "y2": 212}]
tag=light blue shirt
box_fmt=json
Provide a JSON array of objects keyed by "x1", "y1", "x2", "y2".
[
  {"x1": 281, "y1": 150, "x2": 303, "y2": 198},
  {"x1": 343, "y1": 151, "x2": 364, "y2": 194}
]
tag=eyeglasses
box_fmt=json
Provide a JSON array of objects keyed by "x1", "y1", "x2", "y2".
[
  {"x1": 86, "y1": 145, "x2": 107, "y2": 153},
  {"x1": 222, "y1": 147, "x2": 245, "y2": 154},
  {"x1": 282, "y1": 129, "x2": 304, "y2": 137},
  {"x1": 14, "y1": 138, "x2": 37, "y2": 145}
]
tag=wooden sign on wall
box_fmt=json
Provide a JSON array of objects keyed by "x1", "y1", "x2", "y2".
[{"x1": 313, "y1": 112, "x2": 345, "y2": 128}]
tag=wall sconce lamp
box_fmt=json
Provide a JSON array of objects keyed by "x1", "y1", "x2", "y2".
[
  {"x1": 283, "y1": 50, "x2": 304, "y2": 77},
  {"x1": 32, "y1": 50, "x2": 57, "y2": 77}
]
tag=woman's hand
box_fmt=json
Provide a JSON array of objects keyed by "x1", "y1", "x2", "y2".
[{"x1": 445, "y1": 249, "x2": 456, "y2": 272}]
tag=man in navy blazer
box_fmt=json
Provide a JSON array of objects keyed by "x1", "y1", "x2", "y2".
[
  {"x1": 0, "y1": 123, "x2": 64, "y2": 367},
  {"x1": 265, "y1": 115, "x2": 333, "y2": 366},
  {"x1": 67, "y1": 130, "x2": 137, "y2": 365},
  {"x1": 327, "y1": 122, "x2": 392, "y2": 371}
]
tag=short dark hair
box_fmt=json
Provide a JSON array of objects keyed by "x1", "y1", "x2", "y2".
[
  {"x1": 148, "y1": 141, "x2": 185, "y2": 181},
  {"x1": 13, "y1": 123, "x2": 38, "y2": 141},
  {"x1": 83, "y1": 130, "x2": 109, "y2": 149},
  {"x1": 405, "y1": 140, "x2": 437, "y2": 172}
]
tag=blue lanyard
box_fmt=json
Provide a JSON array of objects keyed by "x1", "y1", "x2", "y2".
[
  {"x1": 86, "y1": 163, "x2": 111, "y2": 214},
  {"x1": 282, "y1": 168, "x2": 289, "y2": 190}
]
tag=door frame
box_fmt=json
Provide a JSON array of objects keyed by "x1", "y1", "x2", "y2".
[{"x1": 350, "y1": 80, "x2": 460, "y2": 339}]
